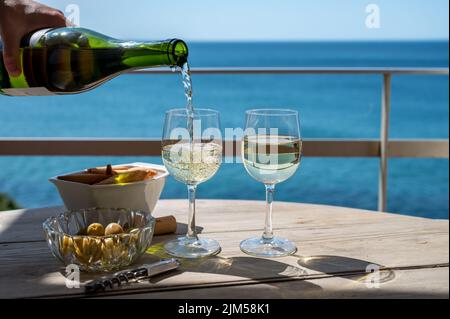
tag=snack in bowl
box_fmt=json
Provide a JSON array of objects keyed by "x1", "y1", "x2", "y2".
[
  {"x1": 49, "y1": 162, "x2": 168, "y2": 213},
  {"x1": 57, "y1": 164, "x2": 158, "y2": 185},
  {"x1": 43, "y1": 208, "x2": 156, "y2": 272}
]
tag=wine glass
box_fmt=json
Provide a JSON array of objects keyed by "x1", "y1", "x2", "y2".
[
  {"x1": 240, "y1": 109, "x2": 302, "y2": 257},
  {"x1": 162, "y1": 108, "x2": 222, "y2": 258}
]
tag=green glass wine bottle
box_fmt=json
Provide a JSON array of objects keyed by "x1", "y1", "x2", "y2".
[{"x1": 0, "y1": 27, "x2": 188, "y2": 96}]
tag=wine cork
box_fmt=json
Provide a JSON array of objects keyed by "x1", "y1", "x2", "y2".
[{"x1": 154, "y1": 215, "x2": 177, "y2": 235}]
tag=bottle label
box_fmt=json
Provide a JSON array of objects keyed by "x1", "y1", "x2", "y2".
[{"x1": 2, "y1": 87, "x2": 56, "y2": 96}]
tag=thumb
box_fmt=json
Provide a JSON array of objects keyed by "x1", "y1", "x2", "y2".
[{"x1": 2, "y1": 35, "x2": 22, "y2": 77}]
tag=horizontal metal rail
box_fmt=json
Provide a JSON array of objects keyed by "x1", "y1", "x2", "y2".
[
  {"x1": 0, "y1": 138, "x2": 448, "y2": 158},
  {"x1": 0, "y1": 67, "x2": 448, "y2": 212},
  {"x1": 129, "y1": 67, "x2": 450, "y2": 75}
]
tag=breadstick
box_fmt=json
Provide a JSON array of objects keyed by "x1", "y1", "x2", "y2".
[{"x1": 58, "y1": 173, "x2": 110, "y2": 185}]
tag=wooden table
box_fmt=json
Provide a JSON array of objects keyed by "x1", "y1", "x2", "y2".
[{"x1": 0, "y1": 200, "x2": 448, "y2": 299}]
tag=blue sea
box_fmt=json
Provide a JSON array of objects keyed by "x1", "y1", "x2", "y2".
[{"x1": 0, "y1": 41, "x2": 448, "y2": 219}]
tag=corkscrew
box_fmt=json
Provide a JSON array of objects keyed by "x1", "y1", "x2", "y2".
[{"x1": 85, "y1": 258, "x2": 180, "y2": 294}]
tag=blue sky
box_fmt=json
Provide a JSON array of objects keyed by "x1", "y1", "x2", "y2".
[{"x1": 42, "y1": 0, "x2": 449, "y2": 41}]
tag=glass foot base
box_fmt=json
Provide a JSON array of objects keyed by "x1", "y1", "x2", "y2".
[
  {"x1": 164, "y1": 236, "x2": 221, "y2": 259},
  {"x1": 240, "y1": 236, "x2": 297, "y2": 257}
]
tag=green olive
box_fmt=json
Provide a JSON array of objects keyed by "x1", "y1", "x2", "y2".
[
  {"x1": 61, "y1": 235, "x2": 73, "y2": 256},
  {"x1": 87, "y1": 223, "x2": 104, "y2": 236},
  {"x1": 105, "y1": 223, "x2": 124, "y2": 235}
]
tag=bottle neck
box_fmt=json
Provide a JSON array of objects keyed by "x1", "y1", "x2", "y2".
[{"x1": 121, "y1": 39, "x2": 188, "y2": 69}]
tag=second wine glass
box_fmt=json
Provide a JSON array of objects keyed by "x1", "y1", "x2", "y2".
[
  {"x1": 162, "y1": 108, "x2": 222, "y2": 258},
  {"x1": 240, "y1": 108, "x2": 302, "y2": 257}
]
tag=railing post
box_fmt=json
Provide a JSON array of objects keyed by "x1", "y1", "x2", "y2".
[{"x1": 378, "y1": 73, "x2": 392, "y2": 212}]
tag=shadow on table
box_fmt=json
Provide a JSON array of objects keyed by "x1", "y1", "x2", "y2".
[
  {"x1": 146, "y1": 233, "x2": 394, "y2": 287},
  {"x1": 141, "y1": 237, "x2": 323, "y2": 297},
  {"x1": 146, "y1": 241, "x2": 309, "y2": 281},
  {"x1": 296, "y1": 254, "x2": 396, "y2": 285}
]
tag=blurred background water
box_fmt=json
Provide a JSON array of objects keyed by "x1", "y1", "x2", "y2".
[{"x1": 0, "y1": 41, "x2": 448, "y2": 218}]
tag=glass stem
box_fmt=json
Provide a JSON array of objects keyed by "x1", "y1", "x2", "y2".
[
  {"x1": 263, "y1": 184, "x2": 275, "y2": 241},
  {"x1": 187, "y1": 184, "x2": 198, "y2": 240}
]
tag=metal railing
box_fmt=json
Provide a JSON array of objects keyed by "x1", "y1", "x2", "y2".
[{"x1": 0, "y1": 67, "x2": 449, "y2": 212}]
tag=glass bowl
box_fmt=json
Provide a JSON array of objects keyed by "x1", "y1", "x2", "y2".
[{"x1": 43, "y1": 208, "x2": 155, "y2": 272}]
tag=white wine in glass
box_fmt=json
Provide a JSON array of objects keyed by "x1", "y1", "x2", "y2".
[
  {"x1": 241, "y1": 109, "x2": 301, "y2": 257},
  {"x1": 162, "y1": 108, "x2": 222, "y2": 258},
  {"x1": 243, "y1": 135, "x2": 301, "y2": 185},
  {"x1": 162, "y1": 142, "x2": 222, "y2": 185}
]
